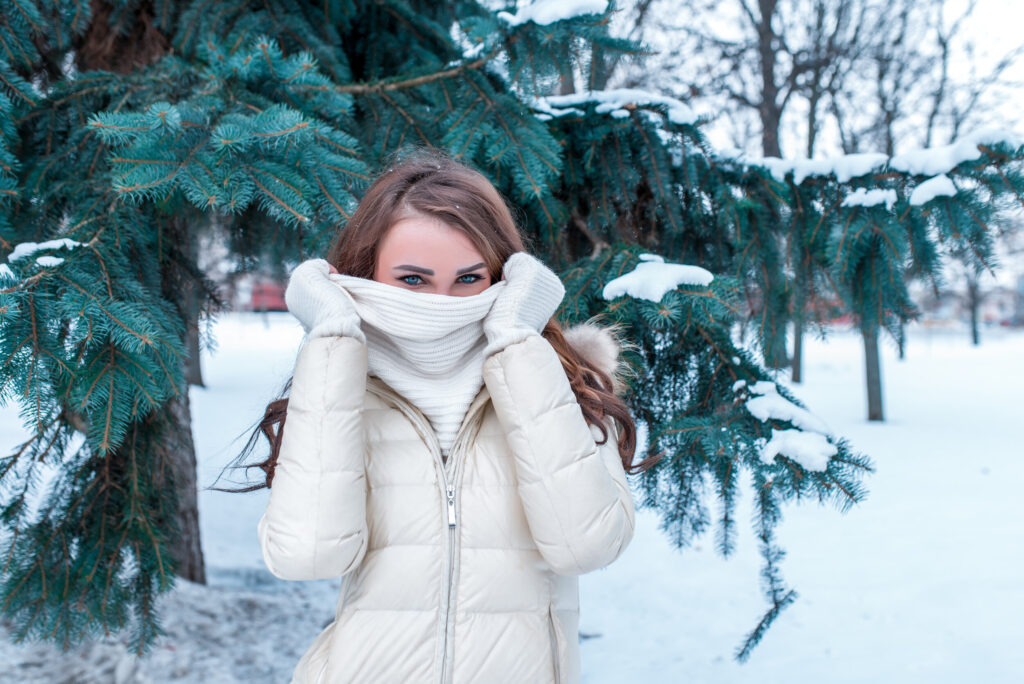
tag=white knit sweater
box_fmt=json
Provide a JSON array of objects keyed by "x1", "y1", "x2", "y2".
[{"x1": 328, "y1": 274, "x2": 504, "y2": 457}]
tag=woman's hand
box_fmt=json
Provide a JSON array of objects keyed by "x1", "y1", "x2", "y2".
[
  {"x1": 482, "y1": 252, "x2": 565, "y2": 357},
  {"x1": 284, "y1": 258, "x2": 365, "y2": 342}
]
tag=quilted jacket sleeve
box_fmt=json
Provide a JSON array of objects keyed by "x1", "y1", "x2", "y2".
[
  {"x1": 482, "y1": 334, "x2": 635, "y2": 576},
  {"x1": 256, "y1": 335, "x2": 369, "y2": 581}
]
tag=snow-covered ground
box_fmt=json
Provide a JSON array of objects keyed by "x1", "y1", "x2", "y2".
[{"x1": 2, "y1": 314, "x2": 1022, "y2": 682}]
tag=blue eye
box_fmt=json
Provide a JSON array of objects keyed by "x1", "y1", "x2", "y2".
[{"x1": 398, "y1": 273, "x2": 483, "y2": 287}]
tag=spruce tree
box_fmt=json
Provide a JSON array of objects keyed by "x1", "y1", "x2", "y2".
[
  {"x1": 724, "y1": 135, "x2": 1024, "y2": 420},
  {"x1": 1, "y1": 0, "x2": 1021, "y2": 661}
]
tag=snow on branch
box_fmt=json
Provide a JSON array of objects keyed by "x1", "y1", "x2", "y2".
[
  {"x1": 760, "y1": 430, "x2": 837, "y2": 472},
  {"x1": 890, "y1": 128, "x2": 1023, "y2": 176},
  {"x1": 734, "y1": 380, "x2": 836, "y2": 472},
  {"x1": 602, "y1": 253, "x2": 714, "y2": 302},
  {"x1": 529, "y1": 97, "x2": 584, "y2": 121},
  {"x1": 534, "y1": 88, "x2": 697, "y2": 125},
  {"x1": 742, "y1": 381, "x2": 830, "y2": 433},
  {"x1": 725, "y1": 152, "x2": 889, "y2": 185},
  {"x1": 7, "y1": 238, "x2": 87, "y2": 262},
  {"x1": 719, "y1": 127, "x2": 1022, "y2": 186},
  {"x1": 497, "y1": 0, "x2": 608, "y2": 27},
  {"x1": 841, "y1": 188, "x2": 897, "y2": 210},
  {"x1": 909, "y1": 174, "x2": 957, "y2": 206},
  {"x1": 2, "y1": 238, "x2": 87, "y2": 276}
]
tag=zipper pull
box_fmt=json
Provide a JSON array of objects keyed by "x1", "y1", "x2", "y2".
[{"x1": 446, "y1": 483, "x2": 457, "y2": 527}]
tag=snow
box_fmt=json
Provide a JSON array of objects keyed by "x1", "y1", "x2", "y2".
[
  {"x1": 2, "y1": 317, "x2": 1023, "y2": 682},
  {"x1": 656, "y1": 129, "x2": 684, "y2": 166},
  {"x1": 6, "y1": 238, "x2": 87, "y2": 262},
  {"x1": 889, "y1": 127, "x2": 1023, "y2": 176},
  {"x1": 722, "y1": 151, "x2": 888, "y2": 184},
  {"x1": 826, "y1": 153, "x2": 891, "y2": 183},
  {"x1": 723, "y1": 127, "x2": 1021, "y2": 186},
  {"x1": 537, "y1": 88, "x2": 697, "y2": 125},
  {"x1": 602, "y1": 253, "x2": 714, "y2": 302},
  {"x1": 1, "y1": 239, "x2": 84, "y2": 280},
  {"x1": 769, "y1": 153, "x2": 888, "y2": 185},
  {"x1": 633, "y1": 419, "x2": 649, "y2": 461},
  {"x1": 449, "y1": 20, "x2": 486, "y2": 62},
  {"x1": 760, "y1": 428, "x2": 837, "y2": 472},
  {"x1": 461, "y1": 41, "x2": 485, "y2": 59},
  {"x1": 743, "y1": 381, "x2": 830, "y2": 435},
  {"x1": 498, "y1": 0, "x2": 608, "y2": 27},
  {"x1": 909, "y1": 174, "x2": 958, "y2": 206},
  {"x1": 578, "y1": 325, "x2": 1024, "y2": 682},
  {"x1": 841, "y1": 188, "x2": 897, "y2": 210},
  {"x1": 749, "y1": 156, "x2": 792, "y2": 184},
  {"x1": 529, "y1": 96, "x2": 584, "y2": 121}
]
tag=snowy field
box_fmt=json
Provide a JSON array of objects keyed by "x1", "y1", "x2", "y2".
[{"x1": 1, "y1": 312, "x2": 1022, "y2": 683}]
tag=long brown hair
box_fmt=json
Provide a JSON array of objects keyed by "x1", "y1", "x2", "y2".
[{"x1": 217, "y1": 148, "x2": 656, "y2": 492}]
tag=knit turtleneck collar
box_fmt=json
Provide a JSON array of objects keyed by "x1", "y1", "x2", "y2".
[{"x1": 329, "y1": 273, "x2": 505, "y2": 456}]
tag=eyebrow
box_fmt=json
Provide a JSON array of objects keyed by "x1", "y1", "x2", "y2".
[{"x1": 393, "y1": 262, "x2": 486, "y2": 276}]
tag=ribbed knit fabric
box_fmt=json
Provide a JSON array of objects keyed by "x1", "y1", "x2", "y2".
[{"x1": 329, "y1": 273, "x2": 505, "y2": 457}]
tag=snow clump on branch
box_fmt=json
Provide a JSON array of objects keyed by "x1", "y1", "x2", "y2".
[
  {"x1": 497, "y1": 0, "x2": 608, "y2": 27},
  {"x1": 602, "y1": 253, "x2": 714, "y2": 303},
  {"x1": 735, "y1": 380, "x2": 836, "y2": 472}
]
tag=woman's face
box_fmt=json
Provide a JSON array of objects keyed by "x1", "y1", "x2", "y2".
[{"x1": 372, "y1": 213, "x2": 493, "y2": 296}]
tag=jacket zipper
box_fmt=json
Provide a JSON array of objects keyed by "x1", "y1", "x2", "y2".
[
  {"x1": 440, "y1": 479, "x2": 457, "y2": 684},
  {"x1": 438, "y1": 425, "x2": 477, "y2": 684},
  {"x1": 365, "y1": 380, "x2": 486, "y2": 684}
]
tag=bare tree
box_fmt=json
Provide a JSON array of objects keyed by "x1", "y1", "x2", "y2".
[
  {"x1": 832, "y1": 0, "x2": 1024, "y2": 155},
  {"x1": 609, "y1": 0, "x2": 1023, "y2": 376},
  {"x1": 612, "y1": 0, "x2": 873, "y2": 158}
]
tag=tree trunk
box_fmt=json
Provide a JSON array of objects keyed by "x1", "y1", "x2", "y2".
[
  {"x1": 763, "y1": 315, "x2": 789, "y2": 369},
  {"x1": 756, "y1": 0, "x2": 783, "y2": 157},
  {"x1": 863, "y1": 327, "x2": 884, "y2": 421},
  {"x1": 967, "y1": 276, "x2": 980, "y2": 346},
  {"x1": 76, "y1": 20, "x2": 203, "y2": 581},
  {"x1": 557, "y1": 41, "x2": 576, "y2": 95},
  {"x1": 791, "y1": 254, "x2": 808, "y2": 383},
  {"x1": 588, "y1": 43, "x2": 613, "y2": 91},
  {"x1": 162, "y1": 385, "x2": 207, "y2": 583},
  {"x1": 159, "y1": 214, "x2": 207, "y2": 584},
  {"x1": 183, "y1": 213, "x2": 206, "y2": 387},
  {"x1": 791, "y1": 315, "x2": 803, "y2": 383},
  {"x1": 184, "y1": 284, "x2": 205, "y2": 387}
]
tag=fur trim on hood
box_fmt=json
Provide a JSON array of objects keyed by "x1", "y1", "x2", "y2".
[{"x1": 562, "y1": 320, "x2": 634, "y2": 396}]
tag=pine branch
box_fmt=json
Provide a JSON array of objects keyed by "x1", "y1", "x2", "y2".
[{"x1": 336, "y1": 43, "x2": 508, "y2": 95}]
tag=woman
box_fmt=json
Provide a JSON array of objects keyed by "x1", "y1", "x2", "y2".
[{"x1": 244, "y1": 150, "x2": 651, "y2": 683}]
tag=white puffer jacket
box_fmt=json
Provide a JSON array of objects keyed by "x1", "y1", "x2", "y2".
[{"x1": 257, "y1": 322, "x2": 635, "y2": 684}]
